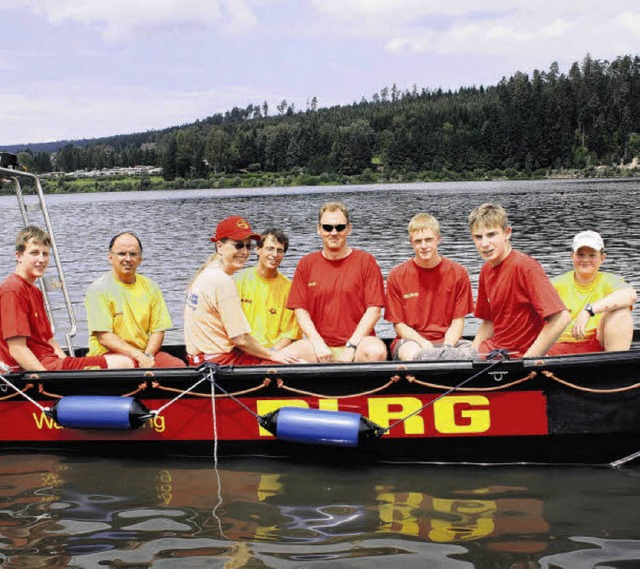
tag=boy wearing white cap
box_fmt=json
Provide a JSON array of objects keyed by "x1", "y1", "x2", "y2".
[{"x1": 547, "y1": 230, "x2": 637, "y2": 355}]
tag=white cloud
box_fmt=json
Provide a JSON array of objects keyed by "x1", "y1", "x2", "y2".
[
  {"x1": 16, "y1": 0, "x2": 258, "y2": 40},
  {"x1": 0, "y1": 82, "x2": 269, "y2": 145},
  {"x1": 309, "y1": 0, "x2": 640, "y2": 65}
]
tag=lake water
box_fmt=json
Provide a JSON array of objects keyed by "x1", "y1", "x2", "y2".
[{"x1": 1, "y1": 179, "x2": 639, "y2": 567}]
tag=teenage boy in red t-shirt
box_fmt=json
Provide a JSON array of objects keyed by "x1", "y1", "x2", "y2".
[
  {"x1": 0, "y1": 226, "x2": 134, "y2": 372},
  {"x1": 287, "y1": 201, "x2": 387, "y2": 363},
  {"x1": 468, "y1": 203, "x2": 570, "y2": 358},
  {"x1": 385, "y1": 212, "x2": 474, "y2": 360}
]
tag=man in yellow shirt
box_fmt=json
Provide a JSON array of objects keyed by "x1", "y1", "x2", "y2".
[
  {"x1": 234, "y1": 228, "x2": 301, "y2": 350},
  {"x1": 548, "y1": 230, "x2": 637, "y2": 355},
  {"x1": 85, "y1": 232, "x2": 186, "y2": 368}
]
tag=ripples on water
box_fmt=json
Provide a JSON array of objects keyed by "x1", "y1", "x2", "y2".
[
  {"x1": 0, "y1": 178, "x2": 639, "y2": 344},
  {"x1": 1, "y1": 180, "x2": 639, "y2": 567},
  {"x1": 1, "y1": 455, "x2": 639, "y2": 567}
]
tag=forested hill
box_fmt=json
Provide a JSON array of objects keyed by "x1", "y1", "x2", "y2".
[{"x1": 8, "y1": 54, "x2": 640, "y2": 182}]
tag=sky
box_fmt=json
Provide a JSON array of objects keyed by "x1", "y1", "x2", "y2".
[{"x1": 1, "y1": 0, "x2": 640, "y2": 147}]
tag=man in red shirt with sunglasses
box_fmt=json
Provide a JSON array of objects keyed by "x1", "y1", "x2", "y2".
[{"x1": 287, "y1": 201, "x2": 387, "y2": 363}]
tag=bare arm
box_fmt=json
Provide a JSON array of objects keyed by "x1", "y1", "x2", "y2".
[
  {"x1": 472, "y1": 320, "x2": 494, "y2": 350},
  {"x1": 347, "y1": 306, "x2": 382, "y2": 347},
  {"x1": 231, "y1": 333, "x2": 302, "y2": 364},
  {"x1": 48, "y1": 337, "x2": 67, "y2": 359},
  {"x1": 271, "y1": 337, "x2": 294, "y2": 351},
  {"x1": 524, "y1": 310, "x2": 571, "y2": 358},
  {"x1": 94, "y1": 331, "x2": 153, "y2": 368},
  {"x1": 7, "y1": 336, "x2": 46, "y2": 371},
  {"x1": 572, "y1": 287, "x2": 637, "y2": 339},
  {"x1": 443, "y1": 317, "x2": 465, "y2": 347},
  {"x1": 144, "y1": 331, "x2": 165, "y2": 357},
  {"x1": 393, "y1": 322, "x2": 433, "y2": 350},
  {"x1": 294, "y1": 308, "x2": 332, "y2": 362}
]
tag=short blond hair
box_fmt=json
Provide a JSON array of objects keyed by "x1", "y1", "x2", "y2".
[
  {"x1": 408, "y1": 213, "x2": 440, "y2": 237},
  {"x1": 16, "y1": 226, "x2": 51, "y2": 253},
  {"x1": 468, "y1": 203, "x2": 509, "y2": 232},
  {"x1": 319, "y1": 201, "x2": 350, "y2": 224}
]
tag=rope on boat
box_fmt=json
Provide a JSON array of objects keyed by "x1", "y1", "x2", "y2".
[
  {"x1": 0, "y1": 374, "x2": 49, "y2": 412},
  {"x1": 0, "y1": 382, "x2": 34, "y2": 401},
  {"x1": 151, "y1": 375, "x2": 209, "y2": 417},
  {"x1": 406, "y1": 371, "x2": 538, "y2": 391},
  {"x1": 541, "y1": 370, "x2": 640, "y2": 393},
  {"x1": 274, "y1": 375, "x2": 400, "y2": 399},
  {"x1": 383, "y1": 358, "x2": 505, "y2": 433},
  {"x1": 150, "y1": 378, "x2": 271, "y2": 399},
  {"x1": 122, "y1": 382, "x2": 148, "y2": 398}
]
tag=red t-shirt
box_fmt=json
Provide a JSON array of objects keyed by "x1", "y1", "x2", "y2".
[
  {"x1": 475, "y1": 250, "x2": 566, "y2": 357},
  {"x1": 0, "y1": 273, "x2": 56, "y2": 367},
  {"x1": 385, "y1": 257, "x2": 474, "y2": 342},
  {"x1": 287, "y1": 249, "x2": 385, "y2": 347}
]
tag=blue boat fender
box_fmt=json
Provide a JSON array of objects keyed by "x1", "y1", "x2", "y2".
[
  {"x1": 258, "y1": 407, "x2": 384, "y2": 447},
  {"x1": 47, "y1": 396, "x2": 153, "y2": 430}
]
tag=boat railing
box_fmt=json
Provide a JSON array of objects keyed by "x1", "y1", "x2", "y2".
[{"x1": 0, "y1": 152, "x2": 77, "y2": 355}]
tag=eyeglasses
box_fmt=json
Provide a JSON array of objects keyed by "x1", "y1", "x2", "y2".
[
  {"x1": 231, "y1": 241, "x2": 253, "y2": 251},
  {"x1": 321, "y1": 224, "x2": 347, "y2": 233},
  {"x1": 262, "y1": 246, "x2": 286, "y2": 256},
  {"x1": 112, "y1": 251, "x2": 140, "y2": 259}
]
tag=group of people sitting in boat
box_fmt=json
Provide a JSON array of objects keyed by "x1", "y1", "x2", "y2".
[{"x1": 0, "y1": 201, "x2": 637, "y2": 372}]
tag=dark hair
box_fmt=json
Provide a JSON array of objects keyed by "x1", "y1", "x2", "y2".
[
  {"x1": 258, "y1": 228, "x2": 289, "y2": 253},
  {"x1": 109, "y1": 232, "x2": 143, "y2": 252}
]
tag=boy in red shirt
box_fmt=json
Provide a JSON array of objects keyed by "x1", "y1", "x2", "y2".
[
  {"x1": 0, "y1": 226, "x2": 133, "y2": 372},
  {"x1": 469, "y1": 203, "x2": 569, "y2": 358}
]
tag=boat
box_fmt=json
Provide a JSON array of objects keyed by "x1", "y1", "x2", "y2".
[
  {"x1": 1, "y1": 152, "x2": 639, "y2": 466},
  {"x1": 1, "y1": 347, "x2": 639, "y2": 465}
]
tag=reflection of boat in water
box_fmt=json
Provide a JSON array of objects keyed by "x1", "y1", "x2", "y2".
[
  {"x1": 2, "y1": 455, "x2": 639, "y2": 567},
  {"x1": 1, "y1": 152, "x2": 640, "y2": 466}
]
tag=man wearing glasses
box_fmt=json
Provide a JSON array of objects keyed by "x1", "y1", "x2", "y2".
[
  {"x1": 287, "y1": 201, "x2": 387, "y2": 362},
  {"x1": 85, "y1": 232, "x2": 186, "y2": 368},
  {"x1": 235, "y1": 228, "x2": 301, "y2": 351}
]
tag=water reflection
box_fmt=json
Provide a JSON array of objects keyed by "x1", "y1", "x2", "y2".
[
  {"x1": 0, "y1": 179, "x2": 639, "y2": 346},
  {"x1": 1, "y1": 454, "x2": 639, "y2": 567}
]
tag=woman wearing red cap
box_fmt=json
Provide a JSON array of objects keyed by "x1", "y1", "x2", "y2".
[{"x1": 184, "y1": 216, "x2": 305, "y2": 366}]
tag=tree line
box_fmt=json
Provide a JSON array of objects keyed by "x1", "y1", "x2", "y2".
[{"x1": 14, "y1": 54, "x2": 640, "y2": 181}]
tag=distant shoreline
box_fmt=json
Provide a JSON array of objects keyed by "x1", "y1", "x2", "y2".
[{"x1": 2, "y1": 164, "x2": 638, "y2": 196}]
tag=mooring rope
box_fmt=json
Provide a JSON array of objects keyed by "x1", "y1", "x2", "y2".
[
  {"x1": 0, "y1": 382, "x2": 34, "y2": 401},
  {"x1": 383, "y1": 358, "x2": 505, "y2": 433},
  {"x1": 541, "y1": 370, "x2": 640, "y2": 394},
  {"x1": 275, "y1": 375, "x2": 400, "y2": 399},
  {"x1": 406, "y1": 371, "x2": 538, "y2": 391},
  {"x1": 0, "y1": 374, "x2": 49, "y2": 411},
  {"x1": 151, "y1": 375, "x2": 208, "y2": 416},
  {"x1": 151, "y1": 378, "x2": 271, "y2": 399},
  {"x1": 207, "y1": 367, "x2": 229, "y2": 540}
]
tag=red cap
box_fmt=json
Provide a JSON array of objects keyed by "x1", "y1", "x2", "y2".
[{"x1": 211, "y1": 216, "x2": 261, "y2": 242}]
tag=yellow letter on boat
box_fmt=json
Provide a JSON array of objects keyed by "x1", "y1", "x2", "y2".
[
  {"x1": 368, "y1": 397, "x2": 425, "y2": 435},
  {"x1": 433, "y1": 396, "x2": 490, "y2": 434}
]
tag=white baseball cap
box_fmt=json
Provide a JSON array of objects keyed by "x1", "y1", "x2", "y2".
[{"x1": 572, "y1": 230, "x2": 604, "y2": 252}]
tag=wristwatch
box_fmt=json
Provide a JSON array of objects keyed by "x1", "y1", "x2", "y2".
[
  {"x1": 584, "y1": 304, "x2": 595, "y2": 317},
  {"x1": 345, "y1": 341, "x2": 358, "y2": 350}
]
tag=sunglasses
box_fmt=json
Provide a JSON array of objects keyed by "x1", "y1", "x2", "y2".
[
  {"x1": 230, "y1": 241, "x2": 253, "y2": 251},
  {"x1": 321, "y1": 224, "x2": 347, "y2": 233}
]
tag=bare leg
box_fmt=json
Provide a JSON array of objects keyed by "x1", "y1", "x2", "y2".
[
  {"x1": 397, "y1": 339, "x2": 422, "y2": 361},
  {"x1": 104, "y1": 354, "x2": 136, "y2": 369},
  {"x1": 282, "y1": 339, "x2": 318, "y2": 363},
  {"x1": 599, "y1": 308, "x2": 634, "y2": 351},
  {"x1": 355, "y1": 337, "x2": 387, "y2": 362}
]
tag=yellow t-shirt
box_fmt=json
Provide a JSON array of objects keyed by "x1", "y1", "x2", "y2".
[
  {"x1": 552, "y1": 271, "x2": 630, "y2": 343},
  {"x1": 184, "y1": 264, "x2": 251, "y2": 355},
  {"x1": 85, "y1": 272, "x2": 173, "y2": 355},
  {"x1": 234, "y1": 267, "x2": 301, "y2": 348}
]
